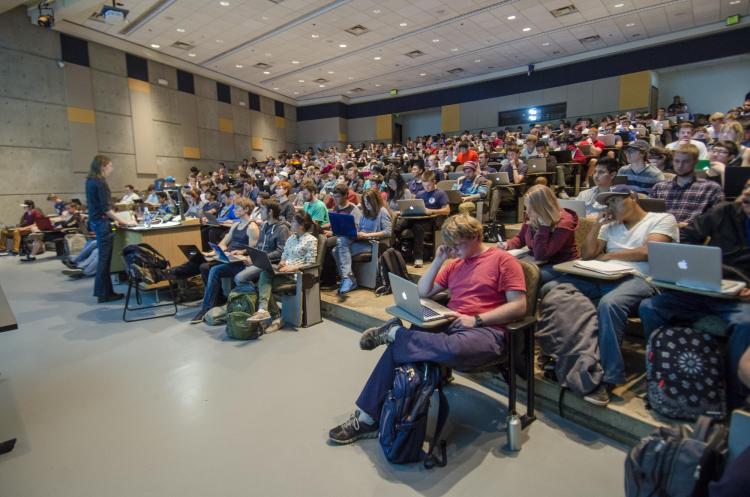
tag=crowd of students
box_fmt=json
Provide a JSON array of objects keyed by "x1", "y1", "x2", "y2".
[{"x1": 4, "y1": 94, "x2": 750, "y2": 455}]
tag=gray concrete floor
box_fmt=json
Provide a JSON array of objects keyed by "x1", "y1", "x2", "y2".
[{"x1": 0, "y1": 254, "x2": 627, "y2": 497}]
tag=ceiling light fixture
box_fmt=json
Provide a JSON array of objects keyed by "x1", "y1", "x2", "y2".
[
  {"x1": 319, "y1": 84, "x2": 325, "y2": 88},
  {"x1": 375, "y1": 84, "x2": 381, "y2": 87},
  {"x1": 451, "y1": 47, "x2": 458, "y2": 51},
  {"x1": 474, "y1": 59, "x2": 481, "y2": 62},
  {"x1": 150, "y1": 43, "x2": 160, "y2": 48},
  {"x1": 327, "y1": 71, "x2": 334, "y2": 74},
  {"x1": 399, "y1": 22, "x2": 407, "y2": 27},
  {"x1": 235, "y1": 64, "x2": 243, "y2": 68},
  {"x1": 292, "y1": 60, "x2": 299, "y2": 64},
  {"x1": 507, "y1": 15, "x2": 516, "y2": 20},
  {"x1": 542, "y1": 42, "x2": 550, "y2": 46},
  {"x1": 188, "y1": 53, "x2": 196, "y2": 57},
  {"x1": 273, "y1": 87, "x2": 279, "y2": 90},
  {"x1": 298, "y1": 79, "x2": 305, "y2": 82},
  {"x1": 373, "y1": 56, "x2": 381, "y2": 60},
  {"x1": 263, "y1": 71, "x2": 270, "y2": 74},
  {"x1": 219, "y1": 1, "x2": 229, "y2": 6},
  {"x1": 311, "y1": 34, "x2": 319, "y2": 38},
  {"x1": 419, "y1": 73, "x2": 426, "y2": 76},
  {"x1": 216, "y1": 39, "x2": 224, "y2": 43},
  {"x1": 372, "y1": 9, "x2": 380, "y2": 13},
  {"x1": 614, "y1": 3, "x2": 624, "y2": 7},
  {"x1": 522, "y1": 27, "x2": 531, "y2": 31},
  {"x1": 729, "y1": 0, "x2": 740, "y2": 3},
  {"x1": 176, "y1": 28, "x2": 185, "y2": 33},
  {"x1": 625, "y1": 22, "x2": 635, "y2": 27},
  {"x1": 432, "y1": 39, "x2": 440, "y2": 42},
  {"x1": 339, "y1": 43, "x2": 347, "y2": 48},
  {"x1": 293, "y1": 91, "x2": 299, "y2": 95},
  {"x1": 347, "y1": 76, "x2": 354, "y2": 80}
]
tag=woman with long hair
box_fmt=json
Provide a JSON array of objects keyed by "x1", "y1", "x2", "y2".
[{"x1": 85, "y1": 155, "x2": 133, "y2": 303}]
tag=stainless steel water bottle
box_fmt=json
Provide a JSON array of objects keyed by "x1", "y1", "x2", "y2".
[{"x1": 507, "y1": 414, "x2": 521, "y2": 451}]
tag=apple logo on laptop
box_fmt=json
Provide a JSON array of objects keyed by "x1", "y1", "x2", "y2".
[
  {"x1": 401, "y1": 291, "x2": 408, "y2": 301},
  {"x1": 678, "y1": 260, "x2": 688, "y2": 270},
  {"x1": 409, "y1": 205, "x2": 414, "y2": 210}
]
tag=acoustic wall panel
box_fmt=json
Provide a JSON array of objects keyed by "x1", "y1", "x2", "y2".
[
  {"x1": 128, "y1": 78, "x2": 157, "y2": 174},
  {"x1": 619, "y1": 71, "x2": 651, "y2": 111},
  {"x1": 217, "y1": 102, "x2": 235, "y2": 161},
  {"x1": 375, "y1": 114, "x2": 392, "y2": 141},
  {"x1": 64, "y1": 64, "x2": 98, "y2": 173},
  {"x1": 440, "y1": 104, "x2": 460, "y2": 133},
  {"x1": 176, "y1": 91, "x2": 200, "y2": 160}
]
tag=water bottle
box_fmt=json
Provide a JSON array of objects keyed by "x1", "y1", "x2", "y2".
[
  {"x1": 506, "y1": 414, "x2": 521, "y2": 451},
  {"x1": 144, "y1": 207, "x2": 151, "y2": 228}
]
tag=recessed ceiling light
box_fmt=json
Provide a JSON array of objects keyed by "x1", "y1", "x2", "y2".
[
  {"x1": 292, "y1": 60, "x2": 299, "y2": 64},
  {"x1": 375, "y1": 84, "x2": 381, "y2": 87},
  {"x1": 542, "y1": 42, "x2": 550, "y2": 46},
  {"x1": 235, "y1": 64, "x2": 243, "y2": 68},
  {"x1": 451, "y1": 47, "x2": 458, "y2": 52},
  {"x1": 150, "y1": 43, "x2": 160, "y2": 48},
  {"x1": 399, "y1": 22, "x2": 408, "y2": 27},
  {"x1": 311, "y1": 34, "x2": 319, "y2": 38},
  {"x1": 522, "y1": 27, "x2": 531, "y2": 32},
  {"x1": 419, "y1": 73, "x2": 426, "y2": 76},
  {"x1": 327, "y1": 71, "x2": 334, "y2": 74},
  {"x1": 293, "y1": 91, "x2": 299, "y2": 95},
  {"x1": 272, "y1": 87, "x2": 279, "y2": 90},
  {"x1": 216, "y1": 39, "x2": 224, "y2": 43},
  {"x1": 507, "y1": 15, "x2": 516, "y2": 20},
  {"x1": 319, "y1": 84, "x2": 325, "y2": 88},
  {"x1": 298, "y1": 79, "x2": 305, "y2": 83},
  {"x1": 625, "y1": 22, "x2": 635, "y2": 27},
  {"x1": 339, "y1": 44, "x2": 347, "y2": 48},
  {"x1": 265, "y1": 53, "x2": 271, "y2": 56},
  {"x1": 373, "y1": 56, "x2": 381, "y2": 60},
  {"x1": 261, "y1": 16, "x2": 268, "y2": 20},
  {"x1": 729, "y1": 0, "x2": 740, "y2": 3},
  {"x1": 432, "y1": 39, "x2": 440, "y2": 43},
  {"x1": 219, "y1": 1, "x2": 229, "y2": 6},
  {"x1": 347, "y1": 76, "x2": 354, "y2": 80},
  {"x1": 372, "y1": 9, "x2": 380, "y2": 13},
  {"x1": 614, "y1": 3, "x2": 624, "y2": 7},
  {"x1": 474, "y1": 59, "x2": 481, "y2": 63},
  {"x1": 263, "y1": 71, "x2": 270, "y2": 74},
  {"x1": 188, "y1": 53, "x2": 196, "y2": 57},
  {"x1": 176, "y1": 28, "x2": 185, "y2": 33}
]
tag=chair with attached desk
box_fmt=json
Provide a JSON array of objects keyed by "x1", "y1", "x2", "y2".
[
  {"x1": 121, "y1": 245, "x2": 178, "y2": 323},
  {"x1": 271, "y1": 234, "x2": 326, "y2": 328}
]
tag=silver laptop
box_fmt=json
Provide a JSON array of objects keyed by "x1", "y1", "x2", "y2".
[
  {"x1": 648, "y1": 242, "x2": 746, "y2": 295},
  {"x1": 389, "y1": 273, "x2": 453, "y2": 322},
  {"x1": 397, "y1": 199, "x2": 428, "y2": 216},
  {"x1": 486, "y1": 172, "x2": 510, "y2": 185},
  {"x1": 558, "y1": 199, "x2": 586, "y2": 218},
  {"x1": 526, "y1": 158, "x2": 547, "y2": 173},
  {"x1": 597, "y1": 134, "x2": 617, "y2": 147}
]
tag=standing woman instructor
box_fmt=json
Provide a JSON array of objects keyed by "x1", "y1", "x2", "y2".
[{"x1": 86, "y1": 155, "x2": 133, "y2": 303}]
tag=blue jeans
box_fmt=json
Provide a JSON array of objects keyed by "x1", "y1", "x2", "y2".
[
  {"x1": 639, "y1": 291, "x2": 750, "y2": 408},
  {"x1": 547, "y1": 274, "x2": 657, "y2": 385},
  {"x1": 356, "y1": 321, "x2": 506, "y2": 420},
  {"x1": 73, "y1": 239, "x2": 97, "y2": 265},
  {"x1": 90, "y1": 219, "x2": 114, "y2": 298},
  {"x1": 80, "y1": 248, "x2": 99, "y2": 276},
  {"x1": 333, "y1": 236, "x2": 371, "y2": 279},
  {"x1": 200, "y1": 263, "x2": 245, "y2": 311},
  {"x1": 233, "y1": 265, "x2": 263, "y2": 286}
]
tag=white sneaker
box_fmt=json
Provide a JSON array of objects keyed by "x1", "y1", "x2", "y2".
[
  {"x1": 247, "y1": 309, "x2": 271, "y2": 322},
  {"x1": 414, "y1": 259, "x2": 423, "y2": 268},
  {"x1": 264, "y1": 318, "x2": 282, "y2": 333}
]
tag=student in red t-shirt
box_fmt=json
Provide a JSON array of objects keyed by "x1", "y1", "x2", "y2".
[
  {"x1": 329, "y1": 214, "x2": 527, "y2": 444},
  {"x1": 456, "y1": 141, "x2": 479, "y2": 165},
  {"x1": 0, "y1": 200, "x2": 44, "y2": 256}
]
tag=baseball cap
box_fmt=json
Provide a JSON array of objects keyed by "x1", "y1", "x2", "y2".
[
  {"x1": 462, "y1": 161, "x2": 477, "y2": 171},
  {"x1": 624, "y1": 140, "x2": 650, "y2": 153},
  {"x1": 278, "y1": 171, "x2": 289, "y2": 178},
  {"x1": 595, "y1": 184, "x2": 638, "y2": 204}
]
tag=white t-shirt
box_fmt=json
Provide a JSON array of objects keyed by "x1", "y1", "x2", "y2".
[
  {"x1": 598, "y1": 212, "x2": 679, "y2": 275},
  {"x1": 666, "y1": 139, "x2": 709, "y2": 160}
]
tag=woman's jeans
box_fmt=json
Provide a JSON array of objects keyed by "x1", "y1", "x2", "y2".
[{"x1": 90, "y1": 219, "x2": 114, "y2": 298}]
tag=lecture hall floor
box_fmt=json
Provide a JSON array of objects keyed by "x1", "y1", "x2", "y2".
[{"x1": 0, "y1": 253, "x2": 626, "y2": 497}]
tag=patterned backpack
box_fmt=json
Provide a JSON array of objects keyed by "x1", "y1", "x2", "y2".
[{"x1": 646, "y1": 325, "x2": 726, "y2": 420}]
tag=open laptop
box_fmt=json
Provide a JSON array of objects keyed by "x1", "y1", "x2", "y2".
[
  {"x1": 447, "y1": 172, "x2": 463, "y2": 180},
  {"x1": 648, "y1": 242, "x2": 746, "y2": 295},
  {"x1": 203, "y1": 212, "x2": 222, "y2": 226},
  {"x1": 597, "y1": 134, "x2": 617, "y2": 147},
  {"x1": 328, "y1": 212, "x2": 358, "y2": 238},
  {"x1": 178, "y1": 244, "x2": 204, "y2": 262},
  {"x1": 486, "y1": 172, "x2": 510, "y2": 185},
  {"x1": 244, "y1": 246, "x2": 277, "y2": 274},
  {"x1": 724, "y1": 167, "x2": 750, "y2": 198},
  {"x1": 445, "y1": 190, "x2": 464, "y2": 204},
  {"x1": 558, "y1": 199, "x2": 586, "y2": 218},
  {"x1": 389, "y1": 273, "x2": 453, "y2": 322},
  {"x1": 526, "y1": 158, "x2": 547, "y2": 174},
  {"x1": 397, "y1": 199, "x2": 428, "y2": 216},
  {"x1": 550, "y1": 150, "x2": 572, "y2": 163},
  {"x1": 208, "y1": 242, "x2": 244, "y2": 263},
  {"x1": 636, "y1": 198, "x2": 666, "y2": 213}
]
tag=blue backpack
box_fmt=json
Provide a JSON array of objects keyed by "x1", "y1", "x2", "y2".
[{"x1": 379, "y1": 362, "x2": 449, "y2": 468}]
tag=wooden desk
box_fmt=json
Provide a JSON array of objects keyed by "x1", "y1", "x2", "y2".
[
  {"x1": 386, "y1": 305, "x2": 452, "y2": 329},
  {"x1": 0, "y1": 282, "x2": 18, "y2": 333},
  {"x1": 552, "y1": 260, "x2": 632, "y2": 281},
  {"x1": 111, "y1": 220, "x2": 202, "y2": 273}
]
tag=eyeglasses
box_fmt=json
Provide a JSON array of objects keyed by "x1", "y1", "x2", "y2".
[{"x1": 711, "y1": 149, "x2": 729, "y2": 155}]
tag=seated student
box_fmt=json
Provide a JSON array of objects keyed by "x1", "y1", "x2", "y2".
[
  {"x1": 274, "y1": 181, "x2": 296, "y2": 222},
  {"x1": 233, "y1": 198, "x2": 290, "y2": 288},
  {"x1": 0, "y1": 200, "x2": 44, "y2": 256},
  {"x1": 364, "y1": 173, "x2": 388, "y2": 203},
  {"x1": 640, "y1": 178, "x2": 750, "y2": 409},
  {"x1": 201, "y1": 190, "x2": 221, "y2": 216},
  {"x1": 545, "y1": 185, "x2": 679, "y2": 406},
  {"x1": 246, "y1": 212, "x2": 319, "y2": 333},
  {"x1": 328, "y1": 214, "x2": 527, "y2": 444},
  {"x1": 519, "y1": 135, "x2": 539, "y2": 160},
  {"x1": 61, "y1": 238, "x2": 98, "y2": 279},
  {"x1": 333, "y1": 190, "x2": 392, "y2": 294},
  {"x1": 706, "y1": 140, "x2": 741, "y2": 183},
  {"x1": 500, "y1": 146, "x2": 529, "y2": 184},
  {"x1": 320, "y1": 184, "x2": 363, "y2": 288},
  {"x1": 576, "y1": 158, "x2": 618, "y2": 218},
  {"x1": 300, "y1": 181, "x2": 329, "y2": 226},
  {"x1": 650, "y1": 144, "x2": 724, "y2": 227},
  {"x1": 407, "y1": 161, "x2": 425, "y2": 196},
  {"x1": 616, "y1": 140, "x2": 665, "y2": 195},
  {"x1": 144, "y1": 184, "x2": 159, "y2": 205},
  {"x1": 183, "y1": 189, "x2": 204, "y2": 218},
  {"x1": 46, "y1": 194, "x2": 66, "y2": 216},
  {"x1": 502, "y1": 184, "x2": 579, "y2": 283},
  {"x1": 452, "y1": 161, "x2": 489, "y2": 216},
  {"x1": 666, "y1": 122, "x2": 709, "y2": 159},
  {"x1": 398, "y1": 170, "x2": 450, "y2": 268},
  {"x1": 456, "y1": 141, "x2": 478, "y2": 164},
  {"x1": 346, "y1": 165, "x2": 364, "y2": 194},
  {"x1": 384, "y1": 171, "x2": 413, "y2": 212},
  {"x1": 647, "y1": 146, "x2": 673, "y2": 174},
  {"x1": 120, "y1": 185, "x2": 140, "y2": 204},
  {"x1": 189, "y1": 198, "x2": 260, "y2": 324},
  {"x1": 154, "y1": 191, "x2": 176, "y2": 217},
  {"x1": 216, "y1": 191, "x2": 238, "y2": 223}
]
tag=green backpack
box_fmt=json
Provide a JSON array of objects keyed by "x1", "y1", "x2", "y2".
[{"x1": 225, "y1": 287, "x2": 262, "y2": 340}]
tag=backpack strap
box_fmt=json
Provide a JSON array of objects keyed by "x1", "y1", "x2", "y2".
[
  {"x1": 691, "y1": 415, "x2": 714, "y2": 442},
  {"x1": 424, "y1": 375, "x2": 450, "y2": 469}
]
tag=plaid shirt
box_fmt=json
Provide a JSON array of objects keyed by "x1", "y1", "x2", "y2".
[{"x1": 650, "y1": 176, "x2": 724, "y2": 223}]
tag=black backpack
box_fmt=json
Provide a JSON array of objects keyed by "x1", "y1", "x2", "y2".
[
  {"x1": 379, "y1": 362, "x2": 449, "y2": 468},
  {"x1": 646, "y1": 325, "x2": 726, "y2": 421},
  {"x1": 625, "y1": 416, "x2": 728, "y2": 497},
  {"x1": 375, "y1": 247, "x2": 410, "y2": 297},
  {"x1": 122, "y1": 243, "x2": 171, "y2": 285}
]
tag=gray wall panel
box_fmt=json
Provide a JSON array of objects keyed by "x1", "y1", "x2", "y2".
[
  {"x1": 194, "y1": 75, "x2": 217, "y2": 99},
  {"x1": 197, "y1": 97, "x2": 219, "y2": 130},
  {"x1": 151, "y1": 86, "x2": 180, "y2": 124},
  {"x1": 153, "y1": 121, "x2": 183, "y2": 158},
  {"x1": 260, "y1": 95, "x2": 274, "y2": 115},
  {"x1": 0, "y1": 48, "x2": 65, "y2": 104},
  {"x1": 89, "y1": 43, "x2": 126, "y2": 76},
  {"x1": 95, "y1": 112, "x2": 134, "y2": 154},
  {"x1": 0, "y1": 97, "x2": 69, "y2": 149},
  {"x1": 147, "y1": 61, "x2": 176, "y2": 88},
  {"x1": 91, "y1": 71, "x2": 131, "y2": 115}
]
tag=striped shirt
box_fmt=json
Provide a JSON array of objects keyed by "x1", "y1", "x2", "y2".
[
  {"x1": 616, "y1": 164, "x2": 665, "y2": 195},
  {"x1": 650, "y1": 176, "x2": 725, "y2": 224}
]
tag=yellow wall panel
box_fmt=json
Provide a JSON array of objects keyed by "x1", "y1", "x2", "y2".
[
  {"x1": 619, "y1": 71, "x2": 651, "y2": 110},
  {"x1": 218, "y1": 117, "x2": 234, "y2": 134},
  {"x1": 375, "y1": 114, "x2": 392, "y2": 141},
  {"x1": 441, "y1": 104, "x2": 460, "y2": 133},
  {"x1": 128, "y1": 78, "x2": 150, "y2": 94},
  {"x1": 251, "y1": 136, "x2": 264, "y2": 151},
  {"x1": 67, "y1": 106, "x2": 95, "y2": 124},
  {"x1": 338, "y1": 132, "x2": 348, "y2": 143},
  {"x1": 275, "y1": 116, "x2": 285, "y2": 129},
  {"x1": 183, "y1": 146, "x2": 201, "y2": 159}
]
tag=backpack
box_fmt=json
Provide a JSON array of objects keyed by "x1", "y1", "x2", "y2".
[
  {"x1": 225, "y1": 288, "x2": 262, "y2": 340},
  {"x1": 204, "y1": 305, "x2": 227, "y2": 326},
  {"x1": 64, "y1": 233, "x2": 87, "y2": 256},
  {"x1": 122, "y1": 243, "x2": 171, "y2": 285},
  {"x1": 646, "y1": 326, "x2": 726, "y2": 421},
  {"x1": 624, "y1": 416, "x2": 728, "y2": 497},
  {"x1": 375, "y1": 248, "x2": 410, "y2": 297},
  {"x1": 379, "y1": 362, "x2": 449, "y2": 468}
]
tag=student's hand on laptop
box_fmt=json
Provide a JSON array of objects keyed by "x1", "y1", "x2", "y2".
[
  {"x1": 442, "y1": 311, "x2": 468, "y2": 325},
  {"x1": 357, "y1": 232, "x2": 371, "y2": 239}
]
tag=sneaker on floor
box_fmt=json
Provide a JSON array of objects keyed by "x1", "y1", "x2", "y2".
[
  {"x1": 328, "y1": 410, "x2": 379, "y2": 445},
  {"x1": 190, "y1": 309, "x2": 207, "y2": 324},
  {"x1": 360, "y1": 317, "x2": 402, "y2": 350},
  {"x1": 247, "y1": 309, "x2": 271, "y2": 322},
  {"x1": 413, "y1": 259, "x2": 423, "y2": 268},
  {"x1": 62, "y1": 268, "x2": 84, "y2": 279},
  {"x1": 97, "y1": 293, "x2": 124, "y2": 304},
  {"x1": 338, "y1": 276, "x2": 358, "y2": 295},
  {"x1": 264, "y1": 318, "x2": 282, "y2": 334},
  {"x1": 583, "y1": 384, "x2": 611, "y2": 407},
  {"x1": 62, "y1": 258, "x2": 78, "y2": 269},
  {"x1": 0, "y1": 251, "x2": 8, "y2": 257}
]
